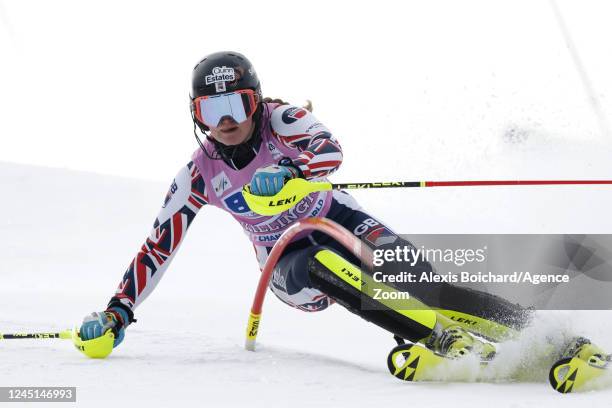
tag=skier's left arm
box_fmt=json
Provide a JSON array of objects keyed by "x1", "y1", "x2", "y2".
[{"x1": 270, "y1": 105, "x2": 343, "y2": 179}]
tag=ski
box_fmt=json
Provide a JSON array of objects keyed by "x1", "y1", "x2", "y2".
[
  {"x1": 548, "y1": 338, "x2": 611, "y2": 393},
  {"x1": 387, "y1": 342, "x2": 491, "y2": 382},
  {"x1": 388, "y1": 336, "x2": 611, "y2": 393}
]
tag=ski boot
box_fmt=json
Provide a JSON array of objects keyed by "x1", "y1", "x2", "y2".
[{"x1": 429, "y1": 324, "x2": 496, "y2": 361}]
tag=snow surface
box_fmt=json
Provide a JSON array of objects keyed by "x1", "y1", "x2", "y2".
[{"x1": 1, "y1": 147, "x2": 612, "y2": 407}]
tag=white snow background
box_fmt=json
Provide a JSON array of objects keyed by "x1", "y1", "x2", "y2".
[{"x1": 1, "y1": 0, "x2": 612, "y2": 406}]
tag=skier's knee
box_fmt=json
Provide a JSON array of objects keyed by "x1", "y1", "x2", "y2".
[{"x1": 270, "y1": 245, "x2": 333, "y2": 312}]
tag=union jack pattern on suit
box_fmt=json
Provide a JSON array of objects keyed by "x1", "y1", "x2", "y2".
[{"x1": 111, "y1": 162, "x2": 207, "y2": 309}]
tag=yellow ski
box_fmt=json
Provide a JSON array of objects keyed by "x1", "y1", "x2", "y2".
[
  {"x1": 549, "y1": 345, "x2": 610, "y2": 393},
  {"x1": 387, "y1": 342, "x2": 490, "y2": 382}
]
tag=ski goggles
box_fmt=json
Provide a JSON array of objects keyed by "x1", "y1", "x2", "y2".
[{"x1": 193, "y1": 89, "x2": 257, "y2": 128}]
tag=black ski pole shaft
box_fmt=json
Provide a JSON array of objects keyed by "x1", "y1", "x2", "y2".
[{"x1": 0, "y1": 331, "x2": 71, "y2": 340}]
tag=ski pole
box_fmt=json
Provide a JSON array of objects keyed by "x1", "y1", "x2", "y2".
[
  {"x1": 0, "y1": 328, "x2": 116, "y2": 358},
  {"x1": 242, "y1": 178, "x2": 612, "y2": 216},
  {"x1": 0, "y1": 331, "x2": 72, "y2": 340},
  {"x1": 333, "y1": 180, "x2": 612, "y2": 189}
]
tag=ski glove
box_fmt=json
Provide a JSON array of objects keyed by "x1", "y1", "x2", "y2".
[
  {"x1": 250, "y1": 162, "x2": 301, "y2": 196},
  {"x1": 79, "y1": 307, "x2": 130, "y2": 348}
]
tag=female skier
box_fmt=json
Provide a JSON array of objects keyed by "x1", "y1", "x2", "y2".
[{"x1": 79, "y1": 51, "x2": 528, "y2": 360}]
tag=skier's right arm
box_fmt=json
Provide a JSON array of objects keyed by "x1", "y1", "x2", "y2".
[{"x1": 79, "y1": 161, "x2": 208, "y2": 346}]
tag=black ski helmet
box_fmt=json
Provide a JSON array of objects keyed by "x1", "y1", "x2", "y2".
[{"x1": 190, "y1": 51, "x2": 262, "y2": 132}]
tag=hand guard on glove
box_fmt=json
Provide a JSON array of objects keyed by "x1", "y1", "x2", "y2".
[
  {"x1": 249, "y1": 159, "x2": 302, "y2": 196},
  {"x1": 79, "y1": 307, "x2": 131, "y2": 348}
]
